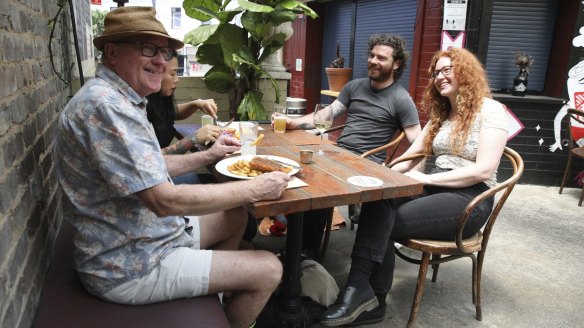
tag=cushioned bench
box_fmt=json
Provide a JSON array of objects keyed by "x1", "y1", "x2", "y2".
[{"x1": 33, "y1": 223, "x2": 229, "y2": 328}]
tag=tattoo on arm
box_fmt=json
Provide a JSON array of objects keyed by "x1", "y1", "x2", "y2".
[
  {"x1": 297, "y1": 122, "x2": 312, "y2": 129},
  {"x1": 163, "y1": 137, "x2": 196, "y2": 155}
]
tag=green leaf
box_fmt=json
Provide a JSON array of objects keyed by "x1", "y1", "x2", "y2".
[
  {"x1": 183, "y1": 0, "x2": 222, "y2": 21},
  {"x1": 296, "y1": 2, "x2": 318, "y2": 19},
  {"x1": 217, "y1": 24, "x2": 245, "y2": 69},
  {"x1": 238, "y1": 90, "x2": 266, "y2": 120},
  {"x1": 216, "y1": 10, "x2": 242, "y2": 24},
  {"x1": 269, "y1": 11, "x2": 297, "y2": 25},
  {"x1": 195, "y1": 43, "x2": 223, "y2": 65},
  {"x1": 184, "y1": 24, "x2": 219, "y2": 46},
  {"x1": 259, "y1": 34, "x2": 286, "y2": 62},
  {"x1": 203, "y1": 69, "x2": 235, "y2": 93},
  {"x1": 237, "y1": 0, "x2": 274, "y2": 13}
]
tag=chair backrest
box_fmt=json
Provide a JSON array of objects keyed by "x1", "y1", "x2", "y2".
[
  {"x1": 456, "y1": 147, "x2": 524, "y2": 252},
  {"x1": 361, "y1": 130, "x2": 405, "y2": 164},
  {"x1": 388, "y1": 147, "x2": 524, "y2": 253},
  {"x1": 566, "y1": 108, "x2": 584, "y2": 150}
]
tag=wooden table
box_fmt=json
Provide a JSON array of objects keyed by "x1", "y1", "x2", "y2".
[{"x1": 205, "y1": 126, "x2": 423, "y2": 327}]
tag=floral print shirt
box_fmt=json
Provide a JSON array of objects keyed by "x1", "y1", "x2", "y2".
[{"x1": 54, "y1": 64, "x2": 194, "y2": 296}]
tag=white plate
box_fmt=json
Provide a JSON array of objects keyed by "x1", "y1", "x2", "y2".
[
  {"x1": 215, "y1": 155, "x2": 300, "y2": 180},
  {"x1": 347, "y1": 176, "x2": 383, "y2": 187}
]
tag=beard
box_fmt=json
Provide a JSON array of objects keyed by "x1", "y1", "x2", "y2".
[{"x1": 368, "y1": 64, "x2": 394, "y2": 82}]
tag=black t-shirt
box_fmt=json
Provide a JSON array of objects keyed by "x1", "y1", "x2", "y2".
[{"x1": 146, "y1": 93, "x2": 178, "y2": 148}]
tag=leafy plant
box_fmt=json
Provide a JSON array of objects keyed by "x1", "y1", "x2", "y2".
[
  {"x1": 328, "y1": 41, "x2": 344, "y2": 68},
  {"x1": 92, "y1": 9, "x2": 108, "y2": 58},
  {"x1": 513, "y1": 51, "x2": 534, "y2": 68},
  {"x1": 183, "y1": 0, "x2": 317, "y2": 120}
]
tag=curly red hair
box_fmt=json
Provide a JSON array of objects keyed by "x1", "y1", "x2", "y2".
[{"x1": 420, "y1": 48, "x2": 492, "y2": 155}]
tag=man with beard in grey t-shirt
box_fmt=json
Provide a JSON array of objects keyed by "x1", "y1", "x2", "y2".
[{"x1": 271, "y1": 33, "x2": 421, "y2": 269}]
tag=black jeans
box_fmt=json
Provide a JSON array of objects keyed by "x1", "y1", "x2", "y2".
[
  {"x1": 301, "y1": 207, "x2": 334, "y2": 256},
  {"x1": 352, "y1": 182, "x2": 494, "y2": 294}
]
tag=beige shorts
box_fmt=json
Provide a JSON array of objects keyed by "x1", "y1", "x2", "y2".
[{"x1": 102, "y1": 216, "x2": 213, "y2": 305}]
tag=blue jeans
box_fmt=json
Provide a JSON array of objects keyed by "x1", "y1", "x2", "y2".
[{"x1": 352, "y1": 182, "x2": 494, "y2": 294}]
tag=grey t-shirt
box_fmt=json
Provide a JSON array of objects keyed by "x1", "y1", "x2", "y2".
[{"x1": 336, "y1": 78, "x2": 420, "y2": 163}]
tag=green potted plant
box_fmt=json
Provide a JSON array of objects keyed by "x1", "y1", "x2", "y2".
[
  {"x1": 325, "y1": 41, "x2": 353, "y2": 92},
  {"x1": 183, "y1": 0, "x2": 318, "y2": 120},
  {"x1": 512, "y1": 51, "x2": 534, "y2": 97}
]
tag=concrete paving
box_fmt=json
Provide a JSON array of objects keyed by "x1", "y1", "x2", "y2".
[{"x1": 253, "y1": 184, "x2": 584, "y2": 328}]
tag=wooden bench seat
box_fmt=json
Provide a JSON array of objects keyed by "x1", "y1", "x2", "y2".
[{"x1": 33, "y1": 223, "x2": 229, "y2": 328}]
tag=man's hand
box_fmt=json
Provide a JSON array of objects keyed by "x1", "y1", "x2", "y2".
[
  {"x1": 248, "y1": 171, "x2": 290, "y2": 202},
  {"x1": 271, "y1": 112, "x2": 290, "y2": 129},
  {"x1": 207, "y1": 135, "x2": 241, "y2": 160},
  {"x1": 196, "y1": 124, "x2": 222, "y2": 144}
]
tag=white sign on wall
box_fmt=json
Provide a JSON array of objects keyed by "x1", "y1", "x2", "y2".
[{"x1": 443, "y1": 0, "x2": 468, "y2": 31}]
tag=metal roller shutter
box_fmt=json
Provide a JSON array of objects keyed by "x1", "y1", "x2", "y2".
[
  {"x1": 485, "y1": 0, "x2": 558, "y2": 93},
  {"x1": 321, "y1": 0, "x2": 417, "y2": 93},
  {"x1": 353, "y1": 0, "x2": 417, "y2": 89},
  {"x1": 321, "y1": 0, "x2": 354, "y2": 94}
]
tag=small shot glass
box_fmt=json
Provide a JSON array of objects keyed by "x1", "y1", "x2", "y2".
[{"x1": 300, "y1": 149, "x2": 314, "y2": 164}]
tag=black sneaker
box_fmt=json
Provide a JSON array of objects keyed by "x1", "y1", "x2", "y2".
[{"x1": 345, "y1": 304, "x2": 386, "y2": 326}]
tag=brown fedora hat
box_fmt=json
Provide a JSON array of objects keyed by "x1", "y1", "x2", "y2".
[{"x1": 93, "y1": 6, "x2": 184, "y2": 51}]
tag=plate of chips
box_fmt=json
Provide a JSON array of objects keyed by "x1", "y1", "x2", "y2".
[{"x1": 215, "y1": 155, "x2": 300, "y2": 179}]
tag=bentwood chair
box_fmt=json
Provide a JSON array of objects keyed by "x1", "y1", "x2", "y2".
[
  {"x1": 388, "y1": 147, "x2": 524, "y2": 327},
  {"x1": 318, "y1": 129, "x2": 405, "y2": 261},
  {"x1": 558, "y1": 108, "x2": 584, "y2": 206}
]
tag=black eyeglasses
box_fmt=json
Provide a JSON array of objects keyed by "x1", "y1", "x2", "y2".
[
  {"x1": 113, "y1": 41, "x2": 176, "y2": 61},
  {"x1": 430, "y1": 66, "x2": 454, "y2": 79}
]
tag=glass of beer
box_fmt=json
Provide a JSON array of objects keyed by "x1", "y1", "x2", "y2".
[{"x1": 273, "y1": 105, "x2": 287, "y2": 134}]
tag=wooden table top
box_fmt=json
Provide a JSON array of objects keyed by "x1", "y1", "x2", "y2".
[{"x1": 211, "y1": 126, "x2": 423, "y2": 217}]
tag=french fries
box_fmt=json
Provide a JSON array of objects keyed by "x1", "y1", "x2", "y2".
[
  {"x1": 250, "y1": 133, "x2": 264, "y2": 146},
  {"x1": 227, "y1": 159, "x2": 263, "y2": 177},
  {"x1": 226, "y1": 157, "x2": 292, "y2": 177}
]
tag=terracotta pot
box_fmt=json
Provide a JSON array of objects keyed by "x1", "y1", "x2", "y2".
[{"x1": 325, "y1": 67, "x2": 353, "y2": 92}]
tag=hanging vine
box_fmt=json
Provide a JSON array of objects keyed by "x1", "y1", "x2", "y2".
[{"x1": 48, "y1": 0, "x2": 73, "y2": 84}]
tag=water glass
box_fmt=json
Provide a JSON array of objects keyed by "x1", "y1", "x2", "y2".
[{"x1": 239, "y1": 121, "x2": 259, "y2": 155}]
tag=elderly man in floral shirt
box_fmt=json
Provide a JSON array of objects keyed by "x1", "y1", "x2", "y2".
[{"x1": 54, "y1": 7, "x2": 288, "y2": 328}]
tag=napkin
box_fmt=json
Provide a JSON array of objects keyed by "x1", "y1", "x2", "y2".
[{"x1": 287, "y1": 176, "x2": 308, "y2": 189}]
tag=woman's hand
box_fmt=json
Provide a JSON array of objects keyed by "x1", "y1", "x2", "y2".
[
  {"x1": 195, "y1": 124, "x2": 222, "y2": 145},
  {"x1": 193, "y1": 99, "x2": 218, "y2": 117},
  {"x1": 404, "y1": 170, "x2": 431, "y2": 184}
]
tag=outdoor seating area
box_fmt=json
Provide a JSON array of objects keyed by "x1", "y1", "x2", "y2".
[{"x1": 252, "y1": 183, "x2": 584, "y2": 327}]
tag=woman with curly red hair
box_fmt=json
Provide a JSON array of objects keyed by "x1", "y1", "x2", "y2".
[{"x1": 320, "y1": 47, "x2": 508, "y2": 327}]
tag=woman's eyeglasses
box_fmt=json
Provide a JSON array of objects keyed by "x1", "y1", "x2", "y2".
[
  {"x1": 113, "y1": 41, "x2": 176, "y2": 61},
  {"x1": 430, "y1": 66, "x2": 454, "y2": 79}
]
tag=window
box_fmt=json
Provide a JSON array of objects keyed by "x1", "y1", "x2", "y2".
[{"x1": 172, "y1": 7, "x2": 181, "y2": 29}]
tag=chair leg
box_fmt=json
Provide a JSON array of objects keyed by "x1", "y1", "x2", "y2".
[
  {"x1": 579, "y1": 185, "x2": 584, "y2": 206},
  {"x1": 406, "y1": 252, "x2": 431, "y2": 328},
  {"x1": 431, "y1": 254, "x2": 441, "y2": 282},
  {"x1": 475, "y1": 252, "x2": 484, "y2": 321},
  {"x1": 318, "y1": 212, "x2": 334, "y2": 262},
  {"x1": 559, "y1": 153, "x2": 573, "y2": 194}
]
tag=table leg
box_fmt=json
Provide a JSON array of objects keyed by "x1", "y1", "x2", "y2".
[{"x1": 275, "y1": 212, "x2": 312, "y2": 327}]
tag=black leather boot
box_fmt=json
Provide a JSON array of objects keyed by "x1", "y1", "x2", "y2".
[{"x1": 320, "y1": 286, "x2": 378, "y2": 326}]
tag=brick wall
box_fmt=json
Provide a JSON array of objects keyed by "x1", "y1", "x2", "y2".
[{"x1": 0, "y1": 1, "x2": 76, "y2": 327}]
